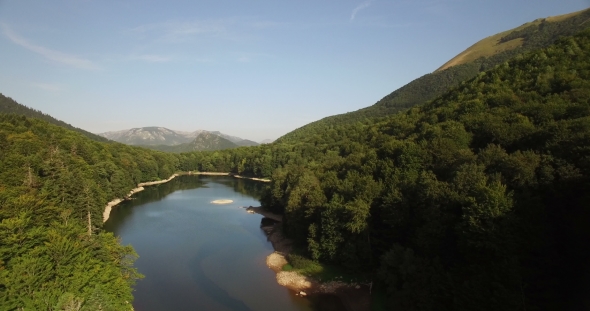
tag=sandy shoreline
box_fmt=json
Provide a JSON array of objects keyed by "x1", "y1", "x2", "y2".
[
  {"x1": 194, "y1": 172, "x2": 230, "y2": 176},
  {"x1": 102, "y1": 172, "x2": 270, "y2": 223},
  {"x1": 102, "y1": 187, "x2": 145, "y2": 222},
  {"x1": 211, "y1": 199, "x2": 234, "y2": 204},
  {"x1": 103, "y1": 174, "x2": 181, "y2": 222},
  {"x1": 138, "y1": 173, "x2": 179, "y2": 187},
  {"x1": 232, "y1": 175, "x2": 271, "y2": 182},
  {"x1": 197, "y1": 172, "x2": 271, "y2": 182}
]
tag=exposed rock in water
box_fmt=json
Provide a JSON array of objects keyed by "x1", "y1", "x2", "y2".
[
  {"x1": 276, "y1": 271, "x2": 313, "y2": 291},
  {"x1": 266, "y1": 252, "x2": 288, "y2": 272}
]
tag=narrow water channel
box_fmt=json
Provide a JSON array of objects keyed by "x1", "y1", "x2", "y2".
[{"x1": 104, "y1": 176, "x2": 312, "y2": 311}]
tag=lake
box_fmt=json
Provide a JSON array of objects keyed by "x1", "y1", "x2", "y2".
[{"x1": 104, "y1": 175, "x2": 312, "y2": 311}]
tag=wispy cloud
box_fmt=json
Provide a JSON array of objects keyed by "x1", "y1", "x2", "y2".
[
  {"x1": 128, "y1": 17, "x2": 284, "y2": 45},
  {"x1": 129, "y1": 20, "x2": 230, "y2": 43},
  {"x1": 1, "y1": 24, "x2": 100, "y2": 70},
  {"x1": 351, "y1": 1, "x2": 372, "y2": 21},
  {"x1": 233, "y1": 52, "x2": 274, "y2": 63},
  {"x1": 249, "y1": 20, "x2": 285, "y2": 29},
  {"x1": 131, "y1": 54, "x2": 172, "y2": 63}
]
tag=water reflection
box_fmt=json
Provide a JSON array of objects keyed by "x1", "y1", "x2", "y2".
[{"x1": 104, "y1": 176, "x2": 311, "y2": 311}]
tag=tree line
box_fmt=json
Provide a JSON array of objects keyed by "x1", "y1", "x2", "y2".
[
  {"x1": 0, "y1": 115, "x2": 179, "y2": 310},
  {"x1": 1, "y1": 25, "x2": 589, "y2": 311},
  {"x1": 182, "y1": 29, "x2": 590, "y2": 310}
]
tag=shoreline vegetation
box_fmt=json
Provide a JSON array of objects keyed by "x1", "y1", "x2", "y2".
[
  {"x1": 245, "y1": 206, "x2": 372, "y2": 311},
  {"x1": 102, "y1": 172, "x2": 270, "y2": 222},
  {"x1": 103, "y1": 173, "x2": 369, "y2": 310}
]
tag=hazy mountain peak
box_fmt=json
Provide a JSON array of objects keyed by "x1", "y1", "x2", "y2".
[{"x1": 98, "y1": 127, "x2": 258, "y2": 148}]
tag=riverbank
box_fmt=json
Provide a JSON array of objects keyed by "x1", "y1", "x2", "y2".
[
  {"x1": 102, "y1": 186, "x2": 145, "y2": 222},
  {"x1": 197, "y1": 172, "x2": 271, "y2": 182},
  {"x1": 103, "y1": 172, "x2": 270, "y2": 223},
  {"x1": 138, "y1": 173, "x2": 179, "y2": 187},
  {"x1": 103, "y1": 174, "x2": 181, "y2": 222},
  {"x1": 246, "y1": 206, "x2": 372, "y2": 311},
  {"x1": 233, "y1": 175, "x2": 271, "y2": 182}
]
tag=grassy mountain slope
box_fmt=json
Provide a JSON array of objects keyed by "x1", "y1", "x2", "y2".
[
  {"x1": 436, "y1": 8, "x2": 589, "y2": 71},
  {"x1": 277, "y1": 7, "x2": 590, "y2": 144},
  {"x1": 0, "y1": 93, "x2": 109, "y2": 142}
]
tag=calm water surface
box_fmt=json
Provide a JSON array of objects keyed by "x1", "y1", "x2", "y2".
[{"x1": 104, "y1": 176, "x2": 312, "y2": 311}]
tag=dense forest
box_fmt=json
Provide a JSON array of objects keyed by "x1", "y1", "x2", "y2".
[
  {"x1": 146, "y1": 132, "x2": 241, "y2": 153},
  {"x1": 0, "y1": 116, "x2": 178, "y2": 310},
  {"x1": 1, "y1": 18, "x2": 589, "y2": 311},
  {"x1": 177, "y1": 29, "x2": 590, "y2": 310}
]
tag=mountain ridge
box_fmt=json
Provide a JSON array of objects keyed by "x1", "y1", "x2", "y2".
[
  {"x1": 98, "y1": 127, "x2": 259, "y2": 149},
  {"x1": 276, "y1": 7, "x2": 590, "y2": 144},
  {"x1": 0, "y1": 93, "x2": 109, "y2": 142},
  {"x1": 436, "y1": 8, "x2": 590, "y2": 71}
]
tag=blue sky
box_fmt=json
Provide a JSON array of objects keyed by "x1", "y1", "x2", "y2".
[{"x1": 0, "y1": 0, "x2": 588, "y2": 141}]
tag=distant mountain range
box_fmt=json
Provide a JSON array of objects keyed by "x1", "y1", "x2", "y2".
[
  {"x1": 0, "y1": 92, "x2": 270, "y2": 152},
  {"x1": 99, "y1": 127, "x2": 194, "y2": 146},
  {"x1": 98, "y1": 127, "x2": 266, "y2": 152}
]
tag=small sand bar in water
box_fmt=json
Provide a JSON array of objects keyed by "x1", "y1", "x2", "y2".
[{"x1": 211, "y1": 199, "x2": 234, "y2": 204}]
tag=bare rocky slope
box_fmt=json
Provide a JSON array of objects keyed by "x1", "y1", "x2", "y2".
[{"x1": 98, "y1": 127, "x2": 259, "y2": 151}]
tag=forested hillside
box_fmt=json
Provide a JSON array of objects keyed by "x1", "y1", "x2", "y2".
[
  {"x1": 277, "y1": 8, "x2": 590, "y2": 144},
  {"x1": 177, "y1": 29, "x2": 590, "y2": 310},
  {"x1": 148, "y1": 132, "x2": 241, "y2": 152},
  {"x1": 1, "y1": 12, "x2": 589, "y2": 311},
  {"x1": 0, "y1": 94, "x2": 109, "y2": 143},
  {"x1": 0, "y1": 115, "x2": 178, "y2": 310}
]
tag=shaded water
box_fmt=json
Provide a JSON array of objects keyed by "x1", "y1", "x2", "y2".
[{"x1": 104, "y1": 176, "x2": 312, "y2": 311}]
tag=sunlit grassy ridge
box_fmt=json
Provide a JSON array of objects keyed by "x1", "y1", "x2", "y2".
[
  {"x1": 436, "y1": 35, "x2": 525, "y2": 72},
  {"x1": 437, "y1": 8, "x2": 589, "y2": 71},
  {"x1": 276, "y1": 8, "x2": 590, "y2": 144}
]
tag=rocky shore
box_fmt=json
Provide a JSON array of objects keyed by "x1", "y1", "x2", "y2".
[{"x1": 246, "y1": 206, "x2": 372, "y2": 311}]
